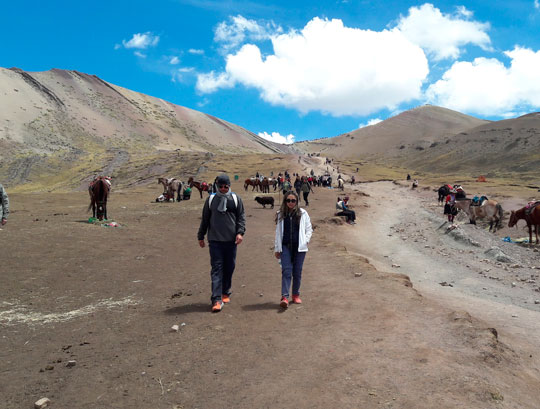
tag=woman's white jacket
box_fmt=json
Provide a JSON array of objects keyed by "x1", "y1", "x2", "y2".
[{"x1": 274, "y1": 208, "x2": 313, "y2": 253}]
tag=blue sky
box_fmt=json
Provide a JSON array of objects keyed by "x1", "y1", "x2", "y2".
[{"x1": 2, "y1": 0, "x2": 540, "y2": 143}]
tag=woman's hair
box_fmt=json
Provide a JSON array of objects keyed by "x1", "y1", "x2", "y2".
[{"x1": 276, "y1": 191, "x2": 301, "y2": 223}]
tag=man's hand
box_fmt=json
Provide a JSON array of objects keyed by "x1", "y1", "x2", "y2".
[
  {"x1": 198, "y1": 239, "x2": 205, "y2": 248},
  {"x1": 235, "y1": 234, "x2": 243, "y2": 245},
  {"x1": 274, "y1": 252, "x2": 281, "y2": 259},
  {"x1": 1, "y1": 218, "x2": 6, "y2": 226}
]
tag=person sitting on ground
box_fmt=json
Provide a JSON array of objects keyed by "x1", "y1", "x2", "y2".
[
  {"x1": 183, "y1": 186, "x2": 192, "y2": 200},
  {"x1": 336, "y1": 196, "x2": 356, "y2": 225},
  {"x1": 412, "y1": 179, "x2": 419, "y2": 189}
]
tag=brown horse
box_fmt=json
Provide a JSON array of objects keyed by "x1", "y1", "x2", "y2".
[
  {"x1": 244, "y1": 178, "x2": 260, "y2": 192},
  {"x1": 158, "y1": 177, "x2": 183, "y2": 202},
  {"x1": 454, "y1": 199, "x2": 503, "y2": 232},
  {"x1": 88, "y1": 176, "x2": 111, "y2": 220},
  {"x1": 508, "y1": 205, "x2": 540, "y2": 244},
  {"x1": 188, "y1": 176, "x2": 210, "y2": 199}
]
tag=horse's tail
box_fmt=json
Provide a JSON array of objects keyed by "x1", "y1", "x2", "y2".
[{"x1": 496, "y1": 203, "x2": 504, "y2": 228}]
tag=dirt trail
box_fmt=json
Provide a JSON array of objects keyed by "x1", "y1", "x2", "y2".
[
  {"x1": 343, "y1": 180, "x2": 540, "y2": 347},
  {"x1": 2, "y1": 180, "x2": 540, "y2": 408}
]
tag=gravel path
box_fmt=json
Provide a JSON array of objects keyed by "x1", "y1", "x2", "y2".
[{"x1": 342, "y1": 180, "x2": 540, "y2": 346}]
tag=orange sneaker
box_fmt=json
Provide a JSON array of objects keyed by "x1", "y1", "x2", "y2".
[
  {"x1": 280, "y1": 297, "x2": 289, "y2": 309},
  {"x1": 222, "y1": 294, "x2": 230, "y2": 304},
  {"x1": 211, "y1": 301, "x2": 223, "y2": 312},
  {"x1": 292, "y1": 295, "x2": 302, "y2": 304}
]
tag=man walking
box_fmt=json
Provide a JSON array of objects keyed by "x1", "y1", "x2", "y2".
[
  {"x1": 198, "y1": 174, "x2": 246, "y2": 312},
  {"x1": 0, "y1": 183, "x2": 9, "y2": 226}
]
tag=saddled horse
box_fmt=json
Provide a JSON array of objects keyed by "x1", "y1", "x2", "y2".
[
  {"x1": 437, "y1": 185, "x2": 450, "y2": 205},
  {"x1": 508, "y1": 204, "x2": 540, "y2": 244},
  {"x1": 158, "y1": 177, "x2": 183, "y2": 202},
  {"x1": 88, "y1": 176, "x2": 111, "y2": 220},
  {"x1": 244, "y1": 177, "x2": 260, "y2": 192},
  {"x1": 188, "y1": 176, "x2": 210, "y2": 199},
  {"x1": 454, "y1": 199, "x2": 503, "y2": 232}
]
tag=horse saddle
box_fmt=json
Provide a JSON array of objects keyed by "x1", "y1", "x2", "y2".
[{"x1": 525, "y1": 201, "x2": 540, "y2": 215}]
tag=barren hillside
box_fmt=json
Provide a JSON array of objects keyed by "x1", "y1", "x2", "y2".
[
  {"x1": 0, "y1": 67, "x2": 293, "y2": 188},
  {"x1": 295, "y1": 105, "x2": 489, "y2": 159}
]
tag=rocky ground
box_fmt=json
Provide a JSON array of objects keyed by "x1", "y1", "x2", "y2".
[{"x1": 2, "y1": 168, "x2": 540, "y2": 408}]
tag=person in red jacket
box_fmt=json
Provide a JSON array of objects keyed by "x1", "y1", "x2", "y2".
[{"x1": 444, "y1": 189, "x2": 457, "y2": 223}]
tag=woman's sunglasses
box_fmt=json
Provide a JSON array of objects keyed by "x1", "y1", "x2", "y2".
[
  {"x1": 285, "y1": 199, "x2": 297, "y2": 203},
  {"x1": 218, "y1": 184, "x2": 229, "y2": 189}
]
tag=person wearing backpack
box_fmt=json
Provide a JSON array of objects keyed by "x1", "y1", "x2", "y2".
[{"x1": 198, "y1": 174, "x2": 246, "y2": 312}]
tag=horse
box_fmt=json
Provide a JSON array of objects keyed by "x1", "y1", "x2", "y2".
[
  {"x1": 188, "y1": 176, "x2": 210, "y2": 199},
  {"x1": 244, "y1": 178, "x2": 260, "y2": 192},
  {"x1": 337, "y1": 177, "x2": 345, "y2": 191},
  {"x1": 88, "y1": 176, "x2": 111, "y2": 220},
  {"x1": 437, "y1": 185, "x2": 450, "y2": 205},
  {"x1": 158, "y1": 177, "x2": 183, "y2": 202},
  {"x1": 260, "y1": 177, "x2": 270, "y2": 193},
  {"x1": 454, "y1": 199, "x2": 503, "y2": 232},
  {"x1": 508, "y1": 205, "x2": 540, "y2": 244}
]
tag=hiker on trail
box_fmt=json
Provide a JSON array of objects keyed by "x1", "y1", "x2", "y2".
[
  {"x1": 274, "y1": 191, "x2": 313, "y2": 309},
  {"x1": 197, "y1": 174, "x2": 246, "y2": 313},
  {"x1": 336, "y1": 196, "x2": 356, "y2": 225},
  {"x1": 282, "y1": 178, "x2": 292, "y2": 193},
  {"x1": 0, "y1": 183, "x2": 9, "y2": 226},
  {"x1": 300, "y1": 177, "x2": 314, "y2": 206},
  {"x1": 294, "y1": 176, "x2": 302, "y2": 196},
  {"x1": 444, "y1": 188, "x2": 458, "y2": 223}
]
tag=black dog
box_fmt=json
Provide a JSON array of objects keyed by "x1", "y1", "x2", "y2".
[{"x1": 254, "y1": 196, "x2": 274, "y2": 209}]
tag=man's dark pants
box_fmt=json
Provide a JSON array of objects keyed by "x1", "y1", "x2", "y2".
[{"x1": 209, "y1": 241, "x2": 237, "y2": 303}]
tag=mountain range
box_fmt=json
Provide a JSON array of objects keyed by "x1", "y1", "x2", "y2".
[{"x1": 1, "y1": 67, "x2": 539, "y2": 189}]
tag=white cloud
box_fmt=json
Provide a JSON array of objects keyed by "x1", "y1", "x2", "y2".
[
  {"x1": 426, "y1": 47, "x2": 540, "y2": 116},
  {"x1": 170, "y1": 56, "x2": 180, "y2": 65},
  {"x1": 134, "y1": 51, "x2": 147, "y2": 58},
  {"x1": 188, "y1": 48, "x2": 205, "y2": 55},
  {"x1": 536, "y1": 0, "x2": 540, "y2": 9},
  {"x1": 359, "y1": 118, "x2": 383, "y2": 128},
  {"x1": 196, "y1": 71, "x2": 235, "y2": 93},
  {"x1": 258, "y1": 131, "x2": 295, "y2": 144},
  {"x1": 396, "y1": 4, "x2": 491, "y2": 60},
  {"x1": 197, "y1": 17, "x2": 428, "y2": 116},
  {"x1": 214, "y1": 15, "x2": 282, "y2": 52},
  {"x1": 122, "y1": 32, "x2": 160, "y2": 49}
]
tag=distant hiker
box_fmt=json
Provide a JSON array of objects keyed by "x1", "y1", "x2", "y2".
[
  {"x1": 407, "y1": 174, "x2": 411, "y2": 181},
  {"x1": 0, "y1": 183, "x2": 9, "y2": 226},
  {"x1": 282, "y1": 178, "x2": 292, "y2": 193},
  {"x1": 274, "y1": 191, "x2": 313, "y2": 309},
  {"x1": 412, "y1": 179, "x2": 418, "y2": 189},
  {"x1": 351, "y1": 175, "x2": 356, "y2": 185},
  {"x1": 294, "y1": 176, "x2": 302, "y2": 196},
  {"x1": 336, "y1": 196, "x2": 356, "y2": 225},
  {"x1": 300, "y1": 176, "x2": 314, "y2": 206},
  {"x1": 197, "y1": 174, "x2": 246, "y2": 313}
]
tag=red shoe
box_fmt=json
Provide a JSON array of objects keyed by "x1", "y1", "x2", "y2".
[
  {"x1": 211, "y1": 301, "x2": 223, "y2": 312},
  {"x1": 222, "y1": 294, "x2": 230, "y2": 304},
  {"x1": 292, "y1": 295, "x2": 302, "y2": 304},
  {"x1": 280, "y1": 297, "x2": 289, "y2": 309}
]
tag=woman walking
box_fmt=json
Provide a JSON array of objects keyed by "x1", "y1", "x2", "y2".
[{"x1": 274, "y1": 191, "x2": 313, "y2": 309}]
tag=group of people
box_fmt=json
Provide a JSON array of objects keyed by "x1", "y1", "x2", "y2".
[{"x1": 197, "y1": 173, "x2": 313, "y2": 312}]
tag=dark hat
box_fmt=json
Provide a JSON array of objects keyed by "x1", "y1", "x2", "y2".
[{"x1": 216, "y1": 174, "x2": 231, "y2": 185}]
